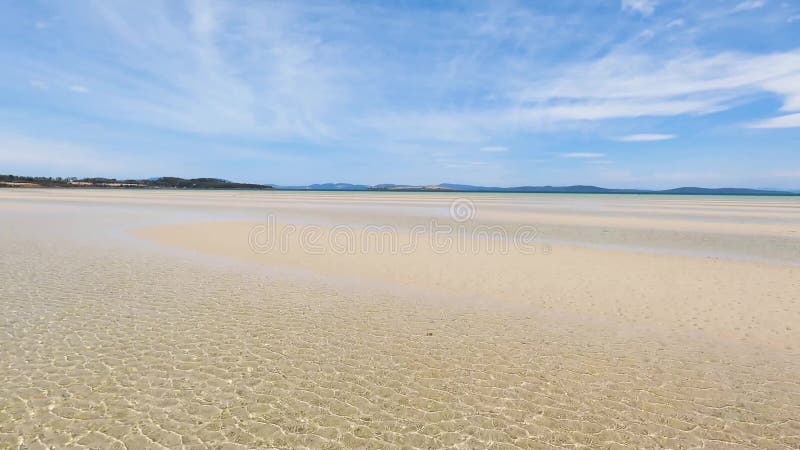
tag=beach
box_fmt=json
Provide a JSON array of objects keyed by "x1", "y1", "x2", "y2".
[{"x1": 1, "y1": 189, "x2": 799, "y2": 448}]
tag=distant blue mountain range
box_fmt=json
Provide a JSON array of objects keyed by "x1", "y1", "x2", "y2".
[{"x1": 276, "y1": 183, "x2": 797, "y2": 195}]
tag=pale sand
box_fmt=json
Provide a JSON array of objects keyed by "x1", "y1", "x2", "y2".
[{"x1": 1, "y1": 189, "x2": 799, "y2": 448}]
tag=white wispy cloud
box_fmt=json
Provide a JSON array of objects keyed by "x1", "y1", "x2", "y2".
[
  {"x1": 561, "y1": 152, "x2": 606, "y2": 158},
  {"x1": 366, "y1": 97, "x2": 722, "y2": 144},
  {"x1": 732, "y1": 1, "x2": 766, "y2": 13},
  {"x1": 622, "y1": 0, "x2": 657, "y2": 16},
  {"x1": 15, "y1": 2, "x2": 349, "y2": 140},
  {"x1": 666, "y1": 18, "x2": 685, "y2": 28},
  {"x1": 748, "y1": 113, "x2": 800, "y2": 128},
  {"x1": 616, "y1": 133, "x2": 676, "y2": 141},
  {"x1": 442, "y1": 160, "x2": 489, "y2": 169},
  {"x1": 363, "y1": 43, "x2": 800, "y2": 144},
  {"x1": 480, "y1": 146, "x2": 509, "y2": 152},
  {"x1": 520, "y1": 50, "x2": 800, "y2": 111}
]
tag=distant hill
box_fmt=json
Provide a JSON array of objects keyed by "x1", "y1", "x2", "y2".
[
  {"x1": 0, "y1": 175, "x2": 272, "y2": 190},
  {"x1": 364, "y1": 184, "x2": 796, "y2": 195},
  {"x1": 276, "y1": 182, "x2": 796, "y2": 195},
  {"x1": 144, "y1": 177, "x2": 272, "y2": 189},
  {"x1": 658, "y1": 187, "x2": 792, "y2": 195},
  {"x1": 437, "y1": 184, "x2": 648, "y2": 193},
  {"x1": 370, "y1": 184, "x2": 457, "y2": 191}
]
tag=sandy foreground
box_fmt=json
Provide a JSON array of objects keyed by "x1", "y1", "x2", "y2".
[{"x1": 1, "y1": 189, "x2": 799, "y2": 449}]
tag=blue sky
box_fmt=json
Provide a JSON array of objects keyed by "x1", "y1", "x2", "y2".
[{"x1": 1, "y1": 0, "x2": 799, "y2": 188}]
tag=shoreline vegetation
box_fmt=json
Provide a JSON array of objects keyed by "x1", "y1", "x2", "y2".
[
  {"x1": 0, "y1": 175, "x2": 274, "y2": 190},
  {"x1": 1, "y1": 174, "x2": 796, "y2": 195}
]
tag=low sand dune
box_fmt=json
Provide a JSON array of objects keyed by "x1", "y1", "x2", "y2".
[{"x1": 1, "y1": 189, "x2": 799, "y2": 448}]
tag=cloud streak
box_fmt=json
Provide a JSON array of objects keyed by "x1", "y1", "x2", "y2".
[
  {"x1": 732, "y1": 1, "x2": 766, "y2": 13},
  {"x1": 561, "y1": 152, "x2": 606, "y2": 159},
  {"x1": 518, "y1": 50, "x2": 800, "y2": 119},
  {"x1": 748, "y1": 113, "x2": 800, "y2": 129},
  {"x1": 621, "y1": 0, "x2": 657, "y2": 16},
  {"x1": 480, "y1": 146, "x2": 509, "y2": 153},
  {"x1": 616, "y1": 134, "x2": 676, "y2": 142}
]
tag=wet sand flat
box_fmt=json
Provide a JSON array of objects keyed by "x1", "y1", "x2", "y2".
[{"x1": 1, "y1": 189, "x2": 800, "y2": 448}]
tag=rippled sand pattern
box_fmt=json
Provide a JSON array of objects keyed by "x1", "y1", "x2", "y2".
[
  {"x1": 2, "y1": 237, "x2": 799, "y2": 449},
  {"x1": 1, "y1": 190, "x2": 800, "y2": 449}
]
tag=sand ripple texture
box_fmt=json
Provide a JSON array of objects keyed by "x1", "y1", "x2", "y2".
[{"x1": 1, "y1": 238, "x2": 799, "y2": 449}]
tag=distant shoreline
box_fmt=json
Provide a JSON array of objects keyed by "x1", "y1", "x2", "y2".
[
  {"x1": 283, "y1": 189, "x2": 800, "y2": 196},
  {"x1": 278, "y1": 185, "x2": 800, "y2": 196},
  {"x1": 1, "y1": 175, "x2": 797, "y2": 195},
  {"x1": 5, "y1": 186, "x2": 796, "y2": 196}
]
